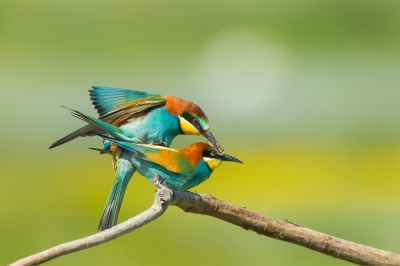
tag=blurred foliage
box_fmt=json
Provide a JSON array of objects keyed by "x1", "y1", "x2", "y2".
[{"x1": 1, "y1": 1, "x2": 400, "y2": 265}]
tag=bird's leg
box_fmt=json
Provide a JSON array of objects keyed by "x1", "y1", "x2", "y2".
[
  {"x1": 152, "y1": 175, "x2": 161, "y2": 186},
  {"x1": 152, "y1": 175, "x2": 169, "y2": 189}
]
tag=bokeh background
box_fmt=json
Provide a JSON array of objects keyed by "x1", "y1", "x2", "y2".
[{"x1": 2, "y1": 1, "x2": 400, "y2": 265}]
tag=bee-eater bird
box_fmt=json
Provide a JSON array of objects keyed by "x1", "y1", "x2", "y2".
[
  {"x1": 49, "y1": 86, "x2": 223, "y2": 153},
  {"x1": 102, "y1": 137, "x2": 243, "y2": 191},
  {"x1": 51, "y1": 87, "x2": 224, "y2": 230},
  {"x1": 70, "y1": 109, "x2": 242, "y2": 229}
]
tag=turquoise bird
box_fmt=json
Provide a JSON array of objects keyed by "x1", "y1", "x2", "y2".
[
  {"x1": 101, "y1": 138, "x2": 242, "y2": 191},
  {"x1": 70, "y1": 108, "x2": 242, "y2": 225},
  {"x1": 50, "y1": 86, "x2": 223, "y2": 152},
  {"x1": 51, "y1": 87, "x2": 223, "y2": 230}
]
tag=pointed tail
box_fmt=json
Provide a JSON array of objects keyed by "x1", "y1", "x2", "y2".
[
  {"x1": 49, "y1": 106, "x2": 131, "y2": 149},
  {"x1": 98, "y1": 157, "x2": 135, "y2": 231},
  {"x1": 69, "y1": 108, "x2": 138, "y2": 143},
  {"x1": 49, "y1": 124, "x2": 95, "y2": 149}
]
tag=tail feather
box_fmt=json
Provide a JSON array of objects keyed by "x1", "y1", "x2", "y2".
[
  {"x1": 49, "y1": 106, "x2": 128, "y2": 149},
  {"x1": 98, "y1": 179, "x2": 127, "y2": 230},
  {"x1": 88, "y1": 147, "x2": 112, "y2": 155},
  {"x1": 68, "y1": 108, "x2": 134, "y2": 142},
  {"x1": 98, "y1": 158, "x2": 135, "y2": 231},
  {"x1": 49, "y1": 98, "x2": 164, "y2": 149},
  {"x1": 100, "y1": 136, "x2": 141, "y2": 155},
  {"x1": 49, "y1": 124, "x2": 95, "y2": 149}
]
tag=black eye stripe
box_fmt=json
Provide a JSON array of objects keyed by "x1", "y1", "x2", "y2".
[
  {"x1": 202, "y1": 149, "x2": 217, "y2": 158},
  {"x1": 182, "y1": 112, "x2": 196, "y2": 125}
]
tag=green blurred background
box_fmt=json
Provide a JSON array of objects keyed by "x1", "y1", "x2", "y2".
[{"x1": 2, "y1": 0, "x2": 400, "y2": 265}]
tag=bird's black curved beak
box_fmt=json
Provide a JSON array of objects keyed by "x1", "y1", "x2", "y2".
[
  {"x1": 202, "y1": 130, "x2": 224, "y2": 154},
  {"x1": 220, "y1": 153, "x2": 243, "y2": 164}
]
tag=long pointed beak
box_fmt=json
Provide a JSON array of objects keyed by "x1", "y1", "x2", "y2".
[
  {"x1": 221, "y1": 153, "x2": 243, "y2": 164},
  {"x1": 202, "y1": 130, "x2": 224, "y2": 153}
]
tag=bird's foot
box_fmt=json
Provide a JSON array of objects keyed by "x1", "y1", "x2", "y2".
[
  {"x1": 152, "y1": 176, "x2": 168, "y2": 189},
  {"x1": 152, "y1": 175, "x2": 160, "y2": 185},
  {"x1": 158, "y1": 180, "x2": 169, "y2": 189}
]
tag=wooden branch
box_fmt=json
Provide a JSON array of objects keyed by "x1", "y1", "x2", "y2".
[
  {"x1": 9, "y1": 188, "x2": 174, "y2": 266},
  {"x1": 10, "y1": 189, "x2": 400, "y2": 266},
  {"x1": 170, "y1": 191, "x2": 400, "y2": 266}
]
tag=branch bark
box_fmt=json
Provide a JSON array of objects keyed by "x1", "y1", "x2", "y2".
[
  {"x1": 9, "y1": 188, "x2": 174, "y2": 266},
  {"x1": 171, "y1": 191, "x2": 400, "y2": 266},
  {"x1": 9, "y1": 189, "x2": 400, "y2": 266}
]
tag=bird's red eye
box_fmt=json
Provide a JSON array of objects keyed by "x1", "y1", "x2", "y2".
[
  {"x1": 193, "y1": 119, "x2": 199, "y2": 125},
  {"x1": 210, "y1": 151, "x2": 216, "y2": 157}
]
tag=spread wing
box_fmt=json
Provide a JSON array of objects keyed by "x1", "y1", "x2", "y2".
[
  {"x1": 99, "y1": 97, "x2": 166, "y2": 124},
  {"x1": 90, "y1": 86, "x2": 162, "y2": 117},
  {"x1": 49, "y1": 87, "x2": 166, "y2": 149}
]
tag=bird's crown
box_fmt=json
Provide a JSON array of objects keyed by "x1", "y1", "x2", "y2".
[{"x1": 164, "y1": 96, "x2": 209, "y2": 135}]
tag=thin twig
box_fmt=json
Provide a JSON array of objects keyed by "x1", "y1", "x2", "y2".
[
  {"x1": 9, "y1": 189, "x2": 400, "y2": 266},
  {"x1": 9, "y1": 188, "x2": 174, "y2": 266}
]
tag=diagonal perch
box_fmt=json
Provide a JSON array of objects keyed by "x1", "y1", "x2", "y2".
[
  {"x1": 9, "y1": 189, "x2": 400, "y2": 266},
  {"x1": 9, "y1": 188, "x2": 174, "y2": 266},
  {"x1": 170, "y1": 191, "x2": 400, "y2": 266}
]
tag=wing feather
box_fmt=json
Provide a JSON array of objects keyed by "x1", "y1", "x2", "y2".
[
  {"x1": 105, "y1": 140, "x2": 195, "y2": 175},
  {"x1": 90, "y1": 86, "x2": 162, "y2": 116}
]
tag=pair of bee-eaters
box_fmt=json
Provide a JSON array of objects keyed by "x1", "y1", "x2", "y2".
[{"x1": 50, "y1": 86, "x2": 242, "y2": 231}]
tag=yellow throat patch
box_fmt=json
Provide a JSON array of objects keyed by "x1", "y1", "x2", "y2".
[
  {"x1": 204, "y1": 157, "x2": 222, "y2": 171},
  {"x1": 179, "y1": 116, "x2": 201, "y2": 135}
]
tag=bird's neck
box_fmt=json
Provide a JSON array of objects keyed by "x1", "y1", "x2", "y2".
[{"x1": 145, "y1": 107, "x2": 181, "y2": 146}]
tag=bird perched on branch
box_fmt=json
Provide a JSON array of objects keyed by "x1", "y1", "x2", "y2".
[
  {"x1": 105, "y1": 138, "x2": 242, "y2": 190},
  {"x1": 70, "y1": 108, "x2": 242, "y2": 230},
  {"x1": 51, "y1": 86, "x2": 223, "y2": 230}
]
